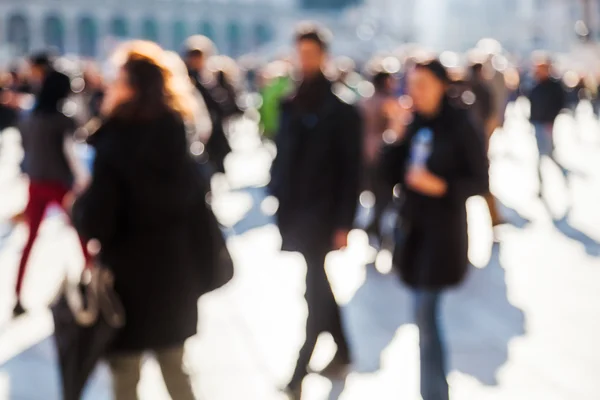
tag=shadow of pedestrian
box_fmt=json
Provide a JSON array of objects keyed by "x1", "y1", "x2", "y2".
[
  {"x1": 0, "y1": 336, "x2": 112, "y2": 400},
  {"x1": 496, "y1": 199, "x2": 531, "y2": 229},
  {"x1": 343, "y1": 266, "x2": 412, "y2": 374},
  {"x1": 445, "y1": 243, "x2": 526, "y2": 386},
  {"x1": 553, "y1": 212, "x2": 600, "y2": 257},
  {"x1": 342, "y1": 243, "x2": 525, "y2": 389},
  {"x1": 230, "y1": 186, "x2": 275, "y2": 236}
]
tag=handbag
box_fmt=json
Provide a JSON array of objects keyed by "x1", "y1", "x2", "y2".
[{"x1": 51, "y1": 265, "x2": 125, "y2": 400}]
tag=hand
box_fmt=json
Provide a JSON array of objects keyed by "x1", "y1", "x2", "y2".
[
  {"x1": 405, "y1": 167, "x2": 448, "y2": 197},
  {"x1": 73, "y1": 176, "x2": 91, "y2": 195},
  {"x1": 62, "y1": 191, "x2": 77, "y2": 214},
  {"x1": 333, "y1": 230, "x2": 349, "y2": 250}
]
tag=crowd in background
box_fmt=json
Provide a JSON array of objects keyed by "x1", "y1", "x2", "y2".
[{"x1": 0, "y1": 22, "x2": 588, "y2": 400}]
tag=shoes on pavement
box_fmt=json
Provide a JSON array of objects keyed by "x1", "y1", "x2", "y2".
[
  {"x1": 13, "y1": 301, "x2": 26, "y2": 318},
  {"x1": 318, "y1": 358, "x2": 352, "y2": 381},
  {"x1": 282, "y1": 384, "x2": 302, "y2": 400}
]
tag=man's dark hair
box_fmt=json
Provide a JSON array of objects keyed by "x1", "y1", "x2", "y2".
[
  {"x1": 471, "y1": 63, "x2": 483, "y2": 75},
  {"x1": 295, "y1": 23, "x2": 330, "y2": 51},
  {"x1": 372, "y1": 71, "x2": 391, "y2": 91},
  {"x1": 185, "y1": 49, "x2": 204, "y2": 59},
  {"x1": 29, "y1": 51, "x2": 54, "y2": 69}
]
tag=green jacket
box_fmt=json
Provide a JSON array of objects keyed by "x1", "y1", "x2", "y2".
[{"x1": 259, "y1": 76, "x2": 292, "y2": 139}]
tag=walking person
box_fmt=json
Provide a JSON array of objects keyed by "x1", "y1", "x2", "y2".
[
  {"x1": 469, "y1": 63, "x2": 503, "y2": 227},
  {"x1": 184, "y1": 36, "x2": 232, "y2": 175},
  {"x1": 527, "y1": 56, "x2": 566, "y2": 198},
  {"x1": 359, "y1": 70, "x2": 397, "y2": 241},
  {"x1": 269, "y1": 24, "x2": 362, "y2": 399},
  {"x1": 70, "y1": 41, "x2": 213, "y2": 400},
  {"x1": 13, "y1": 55, "x2": 91, "y2": 317},
  {"x1": 381, "y1": 60, "x2": 489, "y2": 400}
]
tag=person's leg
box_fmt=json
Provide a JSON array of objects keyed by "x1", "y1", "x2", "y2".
[
  {"x1": 53, "y1": 185, "x2": 92, "y2": 266},
  {"x1": 15, "y1": 183, "x2": 49, "y2": 301},
  {"x1": 108, "y1": 352, "x2": 143, "y2": 400},
  {"x1": 155, "y1": 346, "x2": 196, "y2": 400},
  {"x1": 484, "y1": 192, "x2": 503, "y2": 227},
  {"x1": 414, "y1": 290, "x2": 449, "y2": 400},
  {"x1": 289, "y1": 246, "x2": 349, "y2": 388},
  {"x1": 533, "y1": 123, "x2": 547, "y2": 196}
]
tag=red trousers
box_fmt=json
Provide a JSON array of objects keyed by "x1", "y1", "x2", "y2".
[{"x1": 15, "y1": 181, "x2": 91, "y2": 298}]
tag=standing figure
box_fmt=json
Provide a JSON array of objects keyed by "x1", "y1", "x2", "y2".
[
  {"x1": 528, "y1": 56, "x2": 566, "y2": 198},
  {"x1": 185, "y1": 36, "x2": 232, "y2": 175},
  {"x1": 359, "y1": 71, "x2": 396, "y2": 241},
  {"x1": 469, "y1": 63, "x2": 503, "y2": 227},
  {"x1": 381, "y1": 60, "x2": 489, "y2": 400},
  {"x1": 71, "y1": 41, "x2": 214, "y2": 400},
  {"x1": 269, "y1": 24, "x2": 362, "y2": 399}
]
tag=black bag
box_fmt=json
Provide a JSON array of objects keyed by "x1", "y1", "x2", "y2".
[
  {"x1": 205, "y1": 204, "x2": 234, "y2": 292},
  {"x1": 51, "y1": 267, "x2": 125, "y2": 400}
]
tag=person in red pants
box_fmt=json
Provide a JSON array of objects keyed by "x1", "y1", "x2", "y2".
[{"x1": 14, "y1": 53, "x2": 91, "y2": 317}]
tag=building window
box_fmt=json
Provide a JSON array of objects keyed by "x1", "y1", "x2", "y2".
[
  {"x1": 78, "y1": 16, "x2": 97, "y2": 57},
  {"x1": 43, "y1": 15, "x2": 65, "y2": 54},
  {"x1": 142, "y1": 18, "x2": 160, "y2": 43},
  {"x1": 226, "y1": 22, "x2": 242, "y2": 56},
  {"x1": 198, "y1": 21, "x2": 215, "y2": 41},
  {"x1": 173, "y1": 21, "x2": 188, "y2": 50},
  {"x1": 254, "y1": 23, "x2": 272, "y2": 48},
  {"x1": 110, "y1": 17, "x2": 129, "y2": 39},
  {"x1": 7, "y1": 14, "x2": 30, "y2": 56}
]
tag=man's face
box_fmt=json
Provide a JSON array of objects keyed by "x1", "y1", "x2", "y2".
[
  {"x1": 297, "y1": 39, "x2": 325, "y2": 78},
  {"x1": 187, "y1": 54, "x2": 205, "y2": 72},
  {"x1": 535, "y1": 64, "x2": 550, "y2": 81},
  {"x1": 408, "y1": 68, "x2": 446, "y2": 115},
  {"x1": 29, "y1": 64, "x2": 45, "y2": 86}
]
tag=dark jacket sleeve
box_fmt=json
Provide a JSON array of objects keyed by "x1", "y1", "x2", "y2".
[
  {"x1": 445, "y1": 115, "x2": 489, "y2": 203},
  {"x1": 334, "y1": 104, "x2": 362, "y2": 230},
  {"x1": 72, "y1": 142, "x2": 122, "y2": 246},
  {"x1": 268, "y1": 102, "x2": 291, "y2": 200}
]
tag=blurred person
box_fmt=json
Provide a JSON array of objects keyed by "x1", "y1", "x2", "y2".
[
  {"x1": 70, "y1": 41, "x2": 211, "y2": 400},
  {"x1": 82, "y1": 65, "x2": 106, "y2": 121},
  {"x1": 359, "y1": 71, "x2": 396, "y2": 241},
  {"x1": 13, "y1": 59, "x2": 92, "y2": 317},
  {"x1": 164, "y1": 50, "x2": 212, "y2": 145},
  {"x1": 269, "y1": 24, "x2": 362, "y2": 399},
  {"x1": 209, "y1": 56, "x2": 243, "y2": 120},
  {"x1": 381, "y1": 60, "x2": 489, "y2": 400},
  {"x1": 469, "y1": 63, "x2": 503, "y2": 227},
  {"x1": 528, "y1": 57, "x2": 566, "y2": 198},
  {"x1": 185, "y1": 36, "x2": 231, "y2": 175}
]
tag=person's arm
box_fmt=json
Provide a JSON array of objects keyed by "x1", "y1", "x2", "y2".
[
  {"x1": 63, "y1": 118, "x2": 91, "y2": 194},
  {"x1": 71, "y1": 143, "x2": 121, "y2": 247},
  {"x1": 445, "y1": 115, "x2": 489, "y2": 204}
]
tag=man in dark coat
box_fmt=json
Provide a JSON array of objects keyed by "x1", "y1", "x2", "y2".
[
  {"x1": 527, "y1": 56, "x2": 566, "y2": 198},
  {"x1": 269, "y1": 25, "x2": 362, "y2": 398},
  {"x1": 185, "y1": 36, "x2": 232, "y2": 174}
]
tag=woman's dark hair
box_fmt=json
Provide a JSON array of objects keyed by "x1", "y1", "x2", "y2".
[
  {"x1": 295, "y1": 23, "x2": 330, "y2": 52},
  {"x1": 34, "y1": 70, "x2": 72, "y2": 114},
  {"x1": 415, "y1": 59, "x2": 450, "y2": 84},
  {"x1": 110, "y1": 41, "x2": 196, "y2": 122},
  {"x1": 115, "y1": 56, "x2": 169, "y2": 120}
]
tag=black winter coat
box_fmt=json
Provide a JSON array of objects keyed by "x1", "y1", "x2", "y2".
[
  {"x1": 381, "y1": 98, "x2": 489, "y2": 290},
  {"x1": 270, "y1": 76, "x2": 362, "y2": 253},
  {"x1": 528, "y1": 78, "x2": 566, "y2": 123},
  {"x1": 72, "y1": 110, "x2": 213, "y2": 353}
]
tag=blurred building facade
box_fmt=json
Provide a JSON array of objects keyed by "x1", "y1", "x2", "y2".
[{"x1": 0, "y1": 0, "x2": 302, "y2": 60}]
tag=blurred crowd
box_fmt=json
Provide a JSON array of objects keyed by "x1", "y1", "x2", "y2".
[{"x1": 0, "y1": 22, "x2": 591, "y2": 400}]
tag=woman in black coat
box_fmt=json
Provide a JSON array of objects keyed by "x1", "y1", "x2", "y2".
[
  {"x1": 381, "y1": 60, "x2": 489, "y2": 400},
  {"x1": 70, "y1": 42, "x2": 213, "y2": 400}
]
